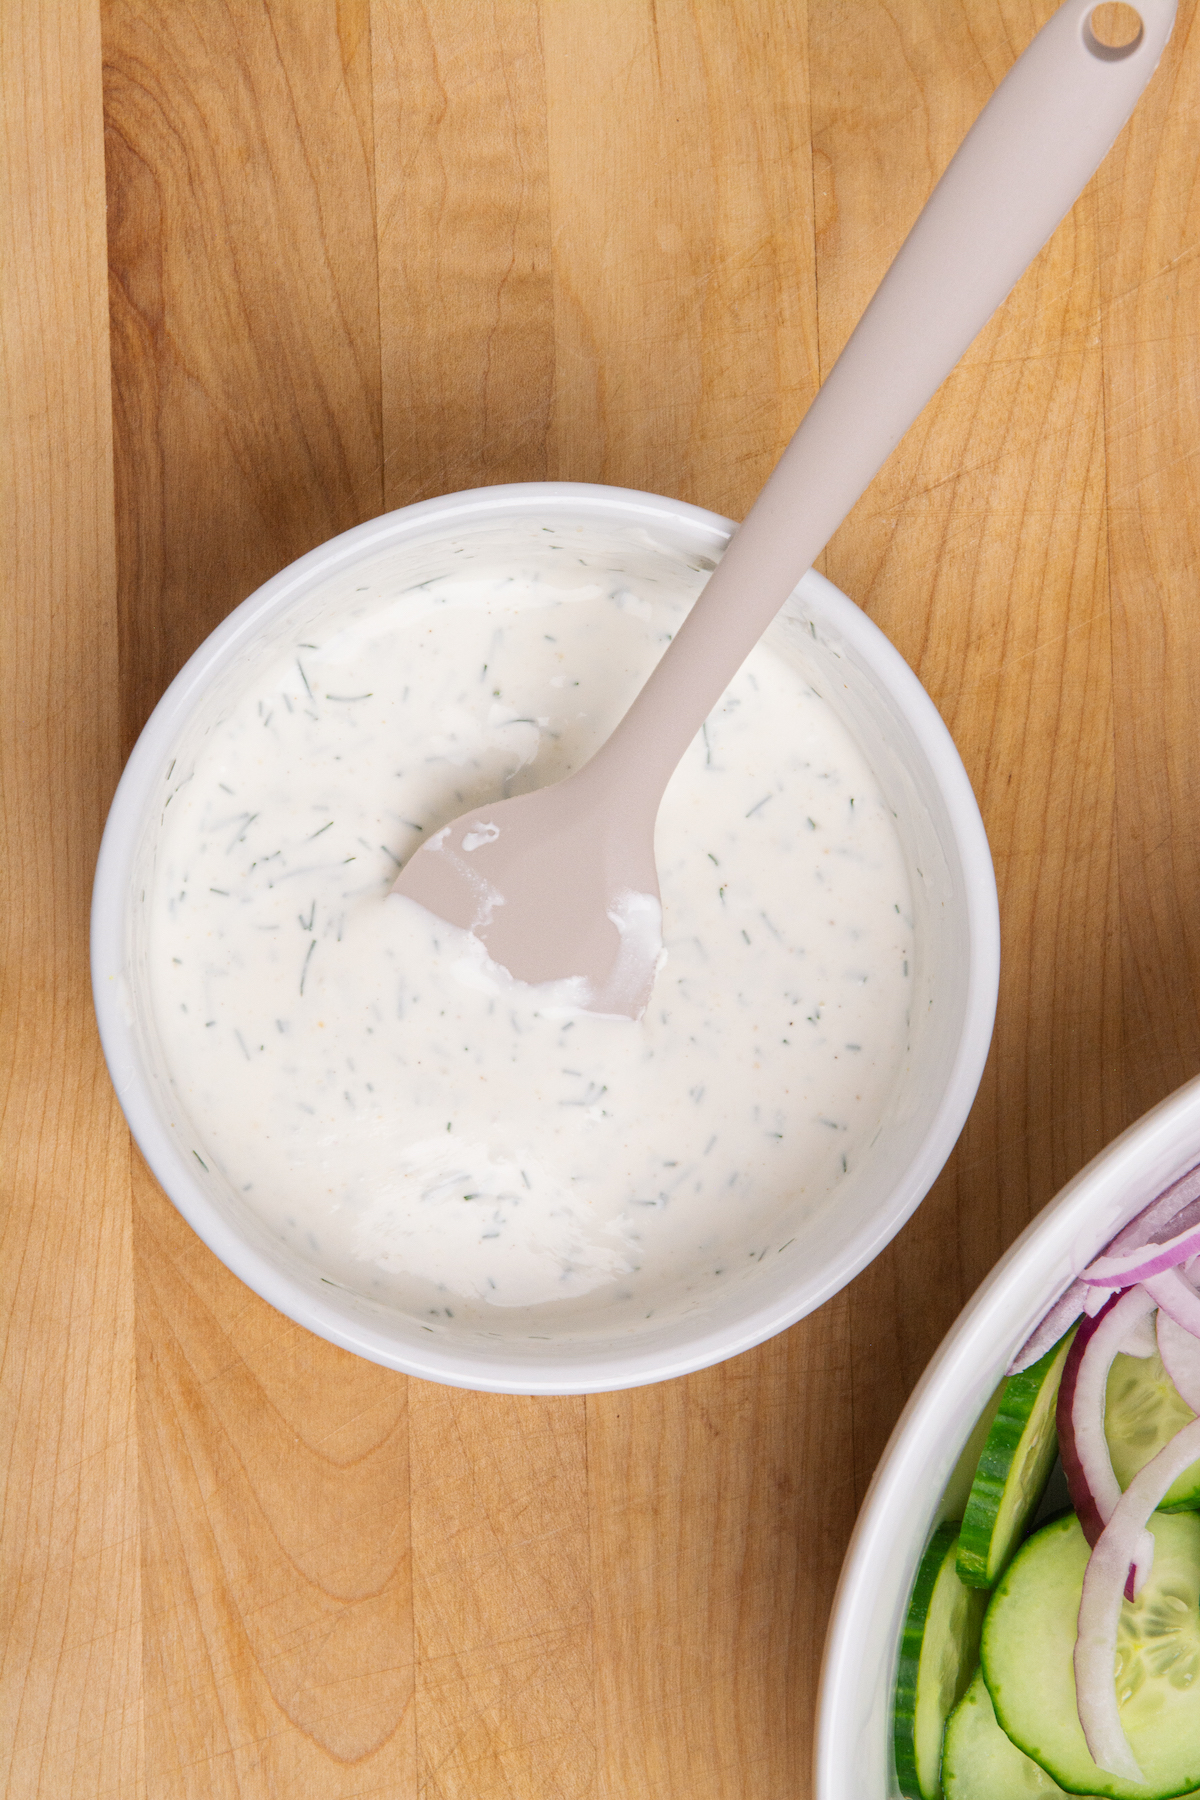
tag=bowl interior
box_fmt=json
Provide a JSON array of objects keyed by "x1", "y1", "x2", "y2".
[
  {"x1": 815, "y1": 1069, "x2": 1200, "y2": 1799},
  {"x1": 93, "y1": 483, "x2": 997, "y2": 1392}
]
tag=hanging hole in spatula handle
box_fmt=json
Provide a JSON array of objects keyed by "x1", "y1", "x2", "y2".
[{"x1": 1085, "y1": 3, "x2": 1145, "y2": 57}]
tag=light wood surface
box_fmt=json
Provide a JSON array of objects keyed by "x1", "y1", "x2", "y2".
[{"x1": 4, "y1": 2, "x2": 1199, "y2": 1794}]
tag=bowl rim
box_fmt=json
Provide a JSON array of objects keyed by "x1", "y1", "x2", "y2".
[
  {"x1": 814, "y1": 1067, "x2": 1200, "y2": 1798},
  {"x1": 91, "y1": 479, "x2": 1000, "y2": 1394}
]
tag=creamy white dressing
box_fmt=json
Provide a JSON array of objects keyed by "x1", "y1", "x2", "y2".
[{"x1": 148, "y1": 532, "x2": 914, "y2": 1334}]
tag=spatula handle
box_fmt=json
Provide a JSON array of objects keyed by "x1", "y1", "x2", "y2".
[{"x1": 595, "y1": 0, "x2": 1175, "y2": 798}]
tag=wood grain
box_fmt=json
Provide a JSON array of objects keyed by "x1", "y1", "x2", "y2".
[
  {"x1": 4, "y1": 0, "x2": 1200, "y2": 1794},
  {"x1": 408, "y1": 1387, "x2": 592, "y2": 1800},
  {"x1": 541, "y1": 0, "x2": 818, "y2": 514},
  {"x1": 0, "y1": 3, "x2": 140, "y2": 1795},
  {"x1": 586, "y1": 1307, "x2": 852, "y2": 1798},
  {"x1": 134, "y1": 1156, "x2": 415, "y2": 1798},
  {"x1": 372, "y1": 0, "x2": 555, "y2": 506},
  {"x1": 1102, "y1": 3, "x2": 1200, "y2": 1120},
  {"x1": 103, "y1": 0, "x2": 383, "y2": 753}
]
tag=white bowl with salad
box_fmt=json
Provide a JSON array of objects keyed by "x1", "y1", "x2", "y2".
[{"x1": 816, "y1": 1071, "x2": 1200, "y2": 1800}]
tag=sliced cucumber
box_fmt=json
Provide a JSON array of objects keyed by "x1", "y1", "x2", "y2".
[
  {"x1": 941, "y1": 1378, "x2": 1006, "y2": 1520},
  {"x1": 894, "y1": 1523, "x2": 987, "y2": 1800},
  {"x1": 983, "y1": 1510, "x2": 1200, "y2": 1799},
  {"x1": 957, "y1": 1330, "x2": 1074, "y2": 1588},
  {"x1": 947, "y1": 1612, "x2": 1200, "y2": 1800},
  {"x1": 1107, "y1": 1348, "x2": 1200, "y2": 1510},
  {"x1": 944, "y1": 1668, "x2": 1089, "y2": 1798}
]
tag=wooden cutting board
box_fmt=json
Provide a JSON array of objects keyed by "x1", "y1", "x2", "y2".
[{"x1": 5, "y1": 1, "x2": 1199, "y2": 1794}]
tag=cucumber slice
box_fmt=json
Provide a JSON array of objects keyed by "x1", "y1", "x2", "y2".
[
  {"x1": 944, "y1": 1665, "x2": 1200, "y2": 1800},
  {"x1": 1106, "y1": 1348, "x2": 1200, "y2": 1510},
  {"x1": 894, "y1": 1523, "x2": 986, "y2": 1800},
  {"x1": 958, "y1": 1330, "x2": 1074, "y2": 1588},
  {"x1": 944, "y1": 1668, "x2": 1088, "y2": 1798},
  {"x1": 983, "y1": 1510, "x2": 1200, "y2": 1799},
  {"x1": 941, "y1": 1378, "x2": 1006, "y2": 1520}
]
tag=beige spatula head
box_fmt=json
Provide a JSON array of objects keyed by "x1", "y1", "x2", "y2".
[
  {"x1": 394, "y1": 0, "x2": 1174, "y2": 1016},
  {"x1": 392, "y1": 760, "x2": 663, "y2": 1018}
]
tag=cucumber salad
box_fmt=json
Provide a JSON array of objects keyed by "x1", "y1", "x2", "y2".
[{"x1": 894, "y1": 1166, "x2": 1200, "y2": 1800}]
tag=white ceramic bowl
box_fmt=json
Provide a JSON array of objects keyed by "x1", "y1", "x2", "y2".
[
  {"x1": 816, "y1": 1069, "x2": 1200, "y2": 1798},
  {"x1": 91, "y1": 481, "x2": 999, "y2": 1394}
]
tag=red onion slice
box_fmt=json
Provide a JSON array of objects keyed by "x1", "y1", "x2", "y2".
[
  {"x1": 1104, "y1": 1168, "x2": 1200, "y2": 1257},
  {"x1": 1057, "y1": 1288, "x2": 1156, "y2": 1595},
  {"x1": 1157, "y1": 1309, "x2": 1200, "y2": 1412},
  {"x1": 1075, "y1": 1414, "x2": 1200, "y2": 1782},
  {"x1": 1013, "y1": 1177, "x2": 1200, "y2": 1375},
  {"x1": 1141, "y1": 1265, "x2": 1200, "y2": 1336},
  {"x1": 1117, "y1": 1308, "x2": 1156, "y2": 1357},
  {"x1": 1082, "y1": 1217, "x2": 1200, "y2": 1288},
  {"x1": 1009, "y1": 1277, "x2": 1089, "y2": 1374}
]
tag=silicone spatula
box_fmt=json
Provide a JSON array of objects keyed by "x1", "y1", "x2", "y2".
[{"x1": 393, "y1": 0, "x2": 1174, "y2": 1017}]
